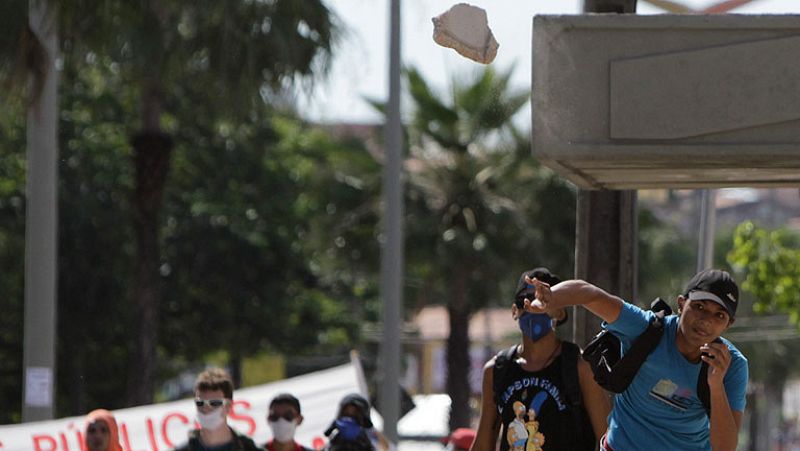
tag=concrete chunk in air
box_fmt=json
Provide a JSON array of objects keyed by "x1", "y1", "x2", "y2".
[{"x1": 432, "y1": 3, "x2": 498, "y2": 64}]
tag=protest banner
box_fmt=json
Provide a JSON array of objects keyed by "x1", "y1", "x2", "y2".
[{"x1": 0, "y1": 355, "x2": 374, "y2": 451}]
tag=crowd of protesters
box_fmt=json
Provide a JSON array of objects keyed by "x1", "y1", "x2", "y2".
[{"x1": 84, "y1": 266, "x2": 748, "y2": 451}]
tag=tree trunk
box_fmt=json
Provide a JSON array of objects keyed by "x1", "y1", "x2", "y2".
[
  {"x1": 126, "y1": 128, "x2": 172, "y2": 406},
  {"x1": 446, "y1": 268, "x2": 472, "y2": 431},
  {"x1": 230, "y1": 350, "x2": 243, "y2": 390}
]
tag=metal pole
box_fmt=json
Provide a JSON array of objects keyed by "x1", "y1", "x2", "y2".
[
  {"x1": 23, "y1": 0, "x2": 59, "y2": 422},
  {"x1": 696, "y1": 189, "x2": 716, "y2": 272},
  {"x1": 379, "y1": 0, "x2": 403, "y2": 443}
]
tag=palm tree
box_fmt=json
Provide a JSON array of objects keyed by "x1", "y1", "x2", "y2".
[{"x1": 401, "y1": 66, "x2": 575, "y2": 430}]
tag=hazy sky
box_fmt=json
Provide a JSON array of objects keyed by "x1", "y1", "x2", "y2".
[{"x1": 299, "y1": 0, "x2": 800, "y2": 124}]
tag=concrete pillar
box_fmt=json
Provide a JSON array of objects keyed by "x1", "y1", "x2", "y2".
[{"x1": 570, "y1": 0, "x2": 639, "y2": 346}]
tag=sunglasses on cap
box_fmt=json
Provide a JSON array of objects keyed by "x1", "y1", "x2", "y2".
[
  {"x1": 194, "y1": 399, "x2": 228, "y2": 409},
  {"x1": 268, "y1": 412, "x2": 297, "y2": 422}
]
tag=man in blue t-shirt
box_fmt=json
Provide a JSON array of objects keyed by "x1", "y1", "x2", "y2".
[{"x1": 521, "y1": 269, "x2": 748, "y2": 451}]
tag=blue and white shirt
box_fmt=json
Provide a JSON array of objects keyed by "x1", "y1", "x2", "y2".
[{"x1": 604, "y1": 302, "x2": 748, "y2": 450}]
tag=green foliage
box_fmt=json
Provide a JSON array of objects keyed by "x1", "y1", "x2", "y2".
[
  {"x1": 0, "y1": 53, "x2": 381, "y2": 420},
  {"x1": 400, "y1": 65, "x2": 575, "y2": 310},
  {"x1": 728, "y1": 221, "x2": 800, "y2": 323},
  {"x1": 54, "y1": 0, "x2": 336, "y2": 118},
  {"x1": 55, "y1": 57, "x2": 138, "y2": 415},
  {"x1": 160, "y1": 109, "x2": 376, "y2": 364},
  {"x1": 637, "y1": 207, "x2": 695, "y2": 304},
  {"x1": 0, "y1": 93, "x2": 26, "y2": 425}
]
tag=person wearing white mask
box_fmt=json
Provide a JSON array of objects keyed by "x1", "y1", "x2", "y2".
[
  {"x1": 264, "y1": 393, "x2": 313, "y2": 451},
  {"x1": 172, "y1": 367, "x2": 259, "y2": 451}
]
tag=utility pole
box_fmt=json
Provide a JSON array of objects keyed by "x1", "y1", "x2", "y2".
[
  {"x1": 23, "y1": 0, "x2": 59, "y2": 422},
  {"x1": 572, "y1": 0, "x2": 639, "y2": 346},
  {"x1": 696, "y1": 189, "x2": 716, "y2": 272},
  {"x1": 379, "y1": 0, "x2": 403, "y2": 443}
]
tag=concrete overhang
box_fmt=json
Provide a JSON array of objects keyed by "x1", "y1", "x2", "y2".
[{"x1": 532, "y1": 14, "x2": 800, "y2": 190}]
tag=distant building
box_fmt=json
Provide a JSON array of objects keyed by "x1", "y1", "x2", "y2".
[
  {"x1": 404, "y1": 305, "x2": 518, "y2": 395},
  {"x1": 640, "y1": 188, "x2": 800, "y2": 235}
]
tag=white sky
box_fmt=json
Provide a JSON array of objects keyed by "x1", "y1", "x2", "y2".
[{"x1": 298, "y1": 0, "x2": 800, "y2": 124}]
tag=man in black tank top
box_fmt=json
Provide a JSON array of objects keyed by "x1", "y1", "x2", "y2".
[{"x1": 471, "y1": 268, "x2": 610, "y2": 451}]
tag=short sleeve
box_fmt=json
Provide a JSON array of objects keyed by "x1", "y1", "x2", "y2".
[
  {"x1": 603, "y1": 301, "x2": 652, "y2": 340},
  {"x1": 724, "y1": 345, "x2": 749, "y2": 412}
]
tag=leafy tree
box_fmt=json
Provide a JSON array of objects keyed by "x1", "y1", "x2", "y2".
[
  {"x1": 1, "y1": 0, "x2": 337, "y2": 405},
  {"x1": 0, "y1": 94, "x2": 27, "y2": 425},
  {"x1": 728, "y1": 220, "x2": 800, "y2": 324},
  {"x1": 55, "y1": 58, "x2": 139, "y2": 415},
  {"x1": 160, "y1": 108, "x2": 380, "y2": 383},
  {"x1": 726, "y1": 220, "x2": 800, "y2": 450},
  {"x1": 1, "y1": 48, "x2": 387, "y2": 418}
]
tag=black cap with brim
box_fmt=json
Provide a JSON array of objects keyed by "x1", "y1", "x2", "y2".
[
  {"x1": 513, "y1": 267, "x2": 567, "y2": 325},
  {"x1": 338, "y1": 393, "x2": 373, "y2": 428},
  {"x1": 684, "y1": 269, "x2": 739, "y2": 318}
]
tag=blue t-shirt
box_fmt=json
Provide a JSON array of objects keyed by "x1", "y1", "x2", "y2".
[{"x1": 603, "y1": 302, "x2": 748, "y2": 450}]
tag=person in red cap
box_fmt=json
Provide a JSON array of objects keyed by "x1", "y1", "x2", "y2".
[
  {"x1": 524, "y1": 269, "x2": 748, "y2": 451},
  {"x1": 445, "y1": 428, "x2": 476, "y2": 451},
  {"x1": 84, "y1": 409, "x2": 123, "y2": 451}
]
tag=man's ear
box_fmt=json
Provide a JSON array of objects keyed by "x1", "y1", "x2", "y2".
[
  {"x1": 511, "y1": 303, "x2": 520, "y2": 319},
  {"x1": 676, "y1": 295, "x2": 687, "y2": 314},
  {"x1": 297, "y1": 414, "x2": 304, "y2": 425}
]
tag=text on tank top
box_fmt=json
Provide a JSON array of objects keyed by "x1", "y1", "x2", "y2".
[{"x1": 496, "y1": 352, "x2": 593, "y2": 451}]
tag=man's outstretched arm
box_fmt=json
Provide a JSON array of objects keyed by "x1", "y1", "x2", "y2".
[{"x1": 525, "y1": 277, "x2": 625, "y2": 324}]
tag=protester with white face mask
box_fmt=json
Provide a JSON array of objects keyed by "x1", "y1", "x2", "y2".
[
  {"x1": 264, "y1": 393, "x2": 313, "y2": 451},
  {"x1": 171, "y1": 367, "x2": 259, "y2": 451}
]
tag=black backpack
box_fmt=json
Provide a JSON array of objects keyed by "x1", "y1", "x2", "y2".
[
  {"x1": 492, "y1": 341, "x2": 590, "y2": 443},
  {"x1": 581, "y1": 298, "x2": 719, "y2": 416}
]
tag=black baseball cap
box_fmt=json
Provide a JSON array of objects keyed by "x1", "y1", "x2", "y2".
[
  {"x1": 337, "y1": 393, "x2": 373, "y2": 428},
  {"x1": 512, "y1": 267, "x2": 568, "y2": 326},
  {"x1": 684, "y1": 269, "x2": 739, "y2": 318},
  {"x1": 270, "y1": 393, "x2": 301, "y2": 414},
  {"x1": 514, "y1": 267, "x2": 561, "y2": 307}
]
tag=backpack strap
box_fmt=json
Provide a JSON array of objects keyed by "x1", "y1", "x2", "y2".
[
  {"x1": 559, "y1": 341, "x2": 586, "y2": 440},
  {"x1": 492, "y1": 344, "x2": 519, "y2": 410},
  {"x1": 603, "y1": 309, "x2": 667, "y2": 392},
  {"x1": 696, "y1": 337, "x2": 723, "y2": 416},
  {"x1": 697, "y1": 361, "x2": 711, "y2": 416}
]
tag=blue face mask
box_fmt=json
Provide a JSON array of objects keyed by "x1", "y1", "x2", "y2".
[
  {"x1": 519, "y1": 312, "x2": 552, "y2": 341},
  {"x1": 334, "y1": 416, "x2": 363, "y2": 441}
]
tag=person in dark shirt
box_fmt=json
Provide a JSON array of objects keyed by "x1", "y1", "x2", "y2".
[
  {"x1": 471, "y1": 267, "x2": 610, "y2": 451},
  {"x1": 323, "y1": 393, "x2": 389, "y2": 451}
]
